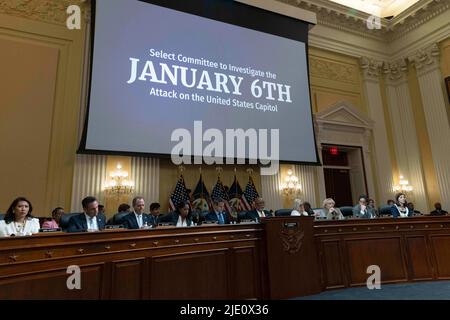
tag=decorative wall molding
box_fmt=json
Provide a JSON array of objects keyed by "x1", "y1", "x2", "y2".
[
  {"x1": 309, "y1": 57, "x2": 358, "y2": 83},
  {"x1": 408, "y1": 43, "x2": 441, "y2": 76},
  {"x1": 0, "y1": 0, "x2": 87, "y2": 25},
  {"x1": 278, "y1": 0, "x2": 449, "y2": 43},
  {"x1": 383, "y1": 59, "x2": 409, "y2": 82},
  {"x1": 360, "y1": 57, "x2": 383, "y2": 80},
  {"x1": 314, "y1": 101, "x2": 377, "y2": 202}
]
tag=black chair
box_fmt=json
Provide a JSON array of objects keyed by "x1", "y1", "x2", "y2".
[
  {"x1": 275, "y1": 209, "x2": 292, "y2": 216},
  {"x1": 379, "y1": 206, "x2": 392, "y2": 217},
  {"x1": 113, "y1": 212, "x2": 130, "y2": 225},
  {"x1": 339, "y1": 206, "x2": 354, "y2": 218},
  {"x1": 237, "y1": 211, "x2": 248, "y2": 222},
  {"x1": 59, "y1": 212, "x2": 81, "y2": 231}
]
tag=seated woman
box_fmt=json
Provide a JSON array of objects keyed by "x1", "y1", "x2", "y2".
[
  {"x1": 291, "y1": 199, "x2": 308, "y2": 216},
  {"x1": 317, "y1": 198, "x2": 344, "y2": 220},
  {"x1": 42, "y1": 207, "x2": 64, "y2": 229},
  {"x1": 391, "y1": 192, "x2": 411, "y2": 218},
  {"x1": 0, "y1": 197, "x2": 40, "y2": 237},
  {"x1": 303, "y1": 202, "x2": 315, "y2": 216},
  {"x1": 158, "y1": 201, "x2": 193, "y2": 227}
]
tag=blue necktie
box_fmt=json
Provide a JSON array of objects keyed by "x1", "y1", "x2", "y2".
[{"x1": 218, "y1": 213, "x2": 224, "y2": 225}]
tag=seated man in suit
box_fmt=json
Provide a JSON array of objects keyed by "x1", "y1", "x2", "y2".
[
  {"x1": 67, "y1": 196, "x2": 106, "y2": 232},
  {"x1": 149, "y1": 202, "x2": 162, "y2": 227},
  {"x1": 246, "y1": 197, "x2": 273, "y2": 221},
  {"x1": 123, "y1": 196, "x2": 154, "y2": 229},
  {"x1": 407, "y1": 202, "x2": 422, "y2": 215},
  {"x1": 430, "y1": 202, "x2": 448, "y2": 216},
  {"x1": 158, "y1": 201, "x2": 192, "y2": 227},
  {"x1": 352, "y1": 195, "x2": 376, "y2": 219},
  {"x1": 205, "y1": 198, "x2": 231, "y2": 224}
]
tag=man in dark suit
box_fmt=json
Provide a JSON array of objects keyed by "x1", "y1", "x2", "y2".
[
  {"x1": 205, "y1": 198, "x2": 231, "y2": 225},
  {"x1": 67, "y1": 196, "x2": 106, "y2": 232},
  {"x1": 149, "y1": 202, "x2": 163, "y2": 227},
  {"x1": 123, "y1": 196, "x2": 154, "y2": 229},
  {"x1": 246, "y1": 197, "x2": 273, "y2": 221},
  {"x1": 430, "y1": 202, "x2": 448, "y2": 216}
]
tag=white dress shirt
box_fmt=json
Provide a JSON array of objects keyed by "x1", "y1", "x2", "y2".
[
  {"x1": 0, "y1": 218, "x2": 40, "y2": 237},
  {"x1": 257, "y1": 210, "x2": 265, "y2": 218},
  {"x1": 291, "y1": 210, "x2": 308, "y2": 216},
  {"x1": 134, "y1": 212, "x2": 143, "y2": 228},
  {"x1": 176, "y1": 215, "x2": 188, "y2": 227},
  {"x1": 85, "y1": 213, "x2": 99, "y2": 231}
]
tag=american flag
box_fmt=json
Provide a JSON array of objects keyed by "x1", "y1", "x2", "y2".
[
  {"x1": 228, "y1": 175, "x2": 244, "y2": 218},
  {"x1": 211, "y1": 177, "x2": 231, "y2": 213},
  {"x1": 241, "y1": 176, "x2": 259, "y2": 211},
  {"x1": 169, "y1": 175, "x2": 190, "y2": 211}
]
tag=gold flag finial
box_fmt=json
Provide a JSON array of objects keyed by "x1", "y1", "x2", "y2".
[{"x1": 246, "y1": 168, "x2": 253, "y2": 176}]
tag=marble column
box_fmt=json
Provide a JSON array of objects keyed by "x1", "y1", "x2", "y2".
[
  {"x1": 383, "y1": 59, "x2": 428, "y2": 211},
  {"x1": 410, "y1": 44, "x2": 450, "y2": 210},
  {"x1": 360, "y1": 57, "x2": 394, "y2": 204}
]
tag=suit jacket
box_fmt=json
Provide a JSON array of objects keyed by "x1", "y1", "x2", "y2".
[
  {"x1": 246, "y1": 209, "x2": 272, "y2": 221},
  {"x1": 352, "y1": 205, "x2": 377, "y2": 219},
  {"x1": 205, "y1": 211, "x2": 231, "y2": 224},
  {"x1": 391, "y1": 205, "x2": 412, "y2": 218},
  {"x1": 122, "y1": 212, "x2": 155, "y2": 229},
  {"x1": 430, "y1": 209, "x2": 448, "y2": 216},
  {"x1": 158, "y1": 212, "x2": 192, "y2": 226},
  {"x1": 66, "y1": 213, "x2": 106, "y2": 232}
]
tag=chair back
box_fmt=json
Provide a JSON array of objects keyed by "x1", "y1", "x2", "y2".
[
  {"x1": 113, "y1": 212, "x2": 130, "y2": 224},
  {"x1": 237, "y1": 211, "x2": 248, "y2": 222},
  {"x1": 379, "y1": 206, "x2": 392, "y2": 217},
  {"x1": 59, "y1": 213, "x2": 81, "y2": 231},
  {"x1": 340, "y1": 206, "x2": 354, "y2": 217},
  {"x1": 275, "y1": 209, "x2": 292, "y2": 216}
]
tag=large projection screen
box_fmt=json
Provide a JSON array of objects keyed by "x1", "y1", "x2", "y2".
[{"x1": 80, "y1": 0, "x2": 319, "y2": 164}]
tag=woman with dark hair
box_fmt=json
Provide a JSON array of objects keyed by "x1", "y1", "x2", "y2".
[
  {"x1": 391, "y1": 192, "x2": 411, "y2": 218},
  {"x1": 42, "y1": 207, "x2": 64, "y2": 229},
  {"x1": 0, "y1": 197, "x2": 40, "y2": 236},
  {"x1": 174, "y1": 201, "x2": 192, "y2": 227},
  {"x1": 158, "y1": 200, "x2": 193, "y2": 227}
]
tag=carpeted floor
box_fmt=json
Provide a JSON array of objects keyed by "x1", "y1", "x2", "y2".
[{"x1": 294, "y1": 281, "x2": 450, "y2": 300}]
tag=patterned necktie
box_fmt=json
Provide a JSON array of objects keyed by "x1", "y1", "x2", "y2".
[{"x1": 218, "y1": 213, "x2": 224, "y2": 224}]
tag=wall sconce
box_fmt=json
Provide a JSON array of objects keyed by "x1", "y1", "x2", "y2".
[
  {"x1": 280, "y1": 169, "x2": 301, "y2": 199},
  {"x1": 393, "y1": 175, "x2": 413, "y2": 193},
  {"x1": 104, "y1": 163, "x2": 134, "y2": 196}
]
